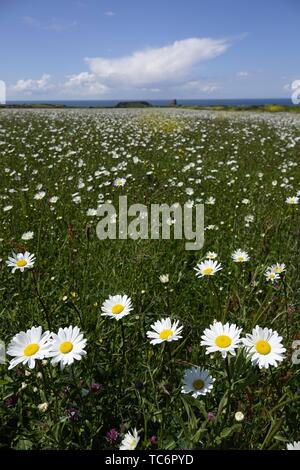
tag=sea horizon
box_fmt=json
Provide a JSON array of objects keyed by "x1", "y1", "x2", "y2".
[{"x1": 5, "y1": 97, "x2": 296, "y2": 107}]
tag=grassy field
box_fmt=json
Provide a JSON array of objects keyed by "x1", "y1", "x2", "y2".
[{"x1": 0, "y1": 108, "x2": 299, "y2": 450}]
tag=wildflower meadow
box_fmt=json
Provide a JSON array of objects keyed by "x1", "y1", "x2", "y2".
[{"x1": 0, "y1": 108, "x2": 299, "y2": 450}]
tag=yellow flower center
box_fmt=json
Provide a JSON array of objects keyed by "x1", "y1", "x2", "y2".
[
  {"x1": 24, "y1": 343, "x2": 39, "y2": 356},
  {"x1": 237, "y1": 256, "x2": 245, "y2": 262},
  {"x1": 215, "y1": 335, "x2": 232, "y2": 348},
  {"x1": 269, "y1": 273, "x2": 275, "y2": 279},
  {"x1": 129, "y1": 440, "x2": 137, "y2": 450},
  {"x1": 203, "y1": 267, "x2": 214, "y2": 275},
  {"x1": 16, "y1": 259, "x2": 27, "y2": 268},
  {"x1": 60, "y1": 341, "x2": 73, "y2": 354},
  {"x1": 192, "y1": 379, "x2": 205, "y2": 390},
  {"x1": 274, "y1": 267, "x2": 282, "y2": 273},
  {"x1": 255, "y1": 340, "x2": 271, "y2": 355},
  {"x1": 159, "y1": 329, "x2": 173, "y2": 340},
  {"x1": 112, "y1": 304, "x2": 125, "y2": 314}
]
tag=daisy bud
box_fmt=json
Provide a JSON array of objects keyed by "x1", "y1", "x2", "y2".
[
  {"x1": 235, "y1": 411, "x2": 245, "y2": 422},
  {"x1": 38, "y1": 402, "x2": 49, "y2": 412}
]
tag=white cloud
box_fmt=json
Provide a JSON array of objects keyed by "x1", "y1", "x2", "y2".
[
  {"x1": 104, "y1": 11, "x2": 116, "y2": 17},
  {"x1": 11, "y1": 74, "x2": 52, "y2": 94},
  {"x1": 86, "y1": 37, "x2": 229, "y2": 86},
  {"x1": 181, "y1": 80, "x2": 221, "y2": 94},
  {"x1": 63, "y1": 73, "x2": 109, "y2": 95},
  {"x1": 139, "y1": 87, "x2": 161, "y2": 93},
  {"x1": 237, "y1": 71, "x2": 249, "y2": 77},
  {"x1": 63, "y1": 72, "x2": 95, "y2": 87},
  {"x1": 202, "y1": 84, "x2": 220, "y2": 93},
  {"x1": 9, "y1": 37, "x2": 230, "y2": 98}
]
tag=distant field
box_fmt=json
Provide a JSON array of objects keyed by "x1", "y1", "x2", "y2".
[
  {"x1": 0, "y1": 108, "x2": 299, "y2": 450},
  {"x1": 1, "y1": 102, "x2": 300, "y2": 113}
]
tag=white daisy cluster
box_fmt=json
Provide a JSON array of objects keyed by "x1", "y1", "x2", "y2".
[
  {"x1": 194, "y1": 252, "x2": 288, "y2": 285},
  {"x1": 7, "y1": 325, "x2": 87, "y2": 370},
  {"x1": 194, "y1": 249, "x2": 251, "y2": 278},
  {"x1": 201, "y1": 321, "x2": 286, "y2": 369},
  {"x1": 264, "y1": 263, "x2": 286, "y2": 283}
]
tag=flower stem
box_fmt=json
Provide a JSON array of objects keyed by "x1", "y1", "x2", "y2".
[
  {"x1": 31, "y1": 270, "x2": 52, "y2": 330},
  {"x1": 224, "y1": 356, "x2": 232, "y2": 422},
  {"x1": 211, "y1": 278, "x2": 222, "y2": 320},
  {"x1": 120, "y1": 321, "x2": 127, "y2": 375},
  {"x1": 282, "y1": 278, "x2": 289, "y2": 340}
]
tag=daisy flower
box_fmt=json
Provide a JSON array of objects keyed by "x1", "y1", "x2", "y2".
[
  {"x1": 48, "y1": 326, "x2": 87, "y2": 369},
  {"x1": 201, "y1": 321, "x2": 242, "y2": 358},
  {"x1": 114, "y1": 178, "x2": 126, "y2": 187},
  {"x1": 268, "y1": 263, "x2": 286, "y2": 274},
  {"x1": 264, "y1": 270, "x2": 280, "y2": 283},
  {"x1": 231, "y1": 249, "x2": 250, "y2": 263},
  {"x1": 21, "y1": 231, "x2": 34, "y2": 241},
  {"x1": 101, "y1": 294, "x2": 133, "y2": 320},
  {"x1": 7, "y1": 326, "x2": 51, "y2": 370},
  {"x1": 147, "y1": 317, "x2": 183, "y2": 345},
  {"x1": 194, "y1": 260, "x2": 222, "y2": 277},
  {"x1": 86, "y1": 208, "x2": 97, "y2": 216},
  {"x1": 242, "y1": 326, "x2": 286, "y2": 369},
  {"x1": 245, "y1": 214, "x2": 254, "y2": 224},
  {"x1": 206, "y1": 196, "x2": 216, "y2": 205},
  {"x1": 120, "y1": 428, "x2": 140, "y2": 450},
  {"x1": 235, "y1": 411, "x2": 244, "y2": 422},
  {"x1": 159, "y1": 274, "x2": 169, "y2": 284},
  {"x1": 6, "y1": 251, "x2": 35, "y2": 273},
  {"x1": 181, "y1": 367, "x2": 215, "y2": 398},
  {"x1": 34, "y1": 191, "x2": 46, "y2": 200},
  {"x1": 287, "y1": 441, "x2": 300, "y2": 450},
  {"x1": 286, "y1": 196, "x2": 299, "y2": 205},
  {"x1": 205, "y1": 251, "x2": 218, "y2": 260}
]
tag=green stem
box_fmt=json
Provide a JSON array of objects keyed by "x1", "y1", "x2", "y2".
[
  {"x1": 31, "y1": 271, "x2": 52, "y2": 330},
  {"x1": 225, "y1": 356, "x2": 231, "y2": 387},
  {"x1": 282, "y1": 278, "x2": 289, "y2": 340},
  {"x1": 120, "y1": 321, "x2": 127, "y2": 375},
  {"x1": 269, "y1": 367, "x2": 281, "y2": 398},
  {"x1": 70, "y1": 300, "x2": 84, "y2": 330},
  {"x1": 38, "y1": 363, "x2": 54, "y2": 421},
  {"x1": 224, "y1": 356, "x2": 232, "y2": 422},
  {"x1": 211, "y1": 278, "x2": 222, "y2": 321}
]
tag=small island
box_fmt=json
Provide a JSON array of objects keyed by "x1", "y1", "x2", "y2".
[{"x1": 115, "y1": 101, "x2": 152, "y2": 108}]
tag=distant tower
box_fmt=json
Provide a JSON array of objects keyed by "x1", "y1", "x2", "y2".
[{"x1": 169, "y1": 99, "x2": 177, "y2": 106}]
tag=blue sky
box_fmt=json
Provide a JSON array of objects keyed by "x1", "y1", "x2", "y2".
[{"x1": 1, "y1": 0, "x2": 299, "y2": 99}]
